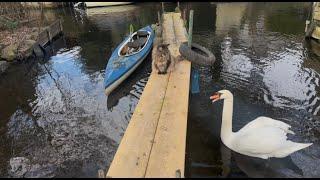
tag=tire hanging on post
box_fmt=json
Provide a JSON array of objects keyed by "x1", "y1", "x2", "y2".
[{"x1": 179, "y1": 42, "x2": 215, "y2": 66}]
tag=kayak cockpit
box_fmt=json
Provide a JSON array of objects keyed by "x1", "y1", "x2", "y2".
[
  {"x1": 119, "y1": 30, "x2": 151, "y2": 57},
  {"x1": 104, "y1": 26, "x2": 154, "y2": 96}
]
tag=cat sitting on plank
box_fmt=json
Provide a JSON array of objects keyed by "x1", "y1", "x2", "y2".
[{"x1": 152, "y1": 43, "x2": 184, "y2": 75}]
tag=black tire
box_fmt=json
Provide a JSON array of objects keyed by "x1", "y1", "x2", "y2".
[{"x1": 179, "y1": 42, "x2": 215, "y2": 66}]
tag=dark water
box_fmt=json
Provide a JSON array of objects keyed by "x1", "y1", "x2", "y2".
[
  {"x1": 0, "y1": 3, "x2": 158, "y2": 178},
  {"x1": 186, "y1": 2, "x2": 320, "y2": 178},
  {"x1": 0, "y1": 2, "x2": 319, "y2": 178}
]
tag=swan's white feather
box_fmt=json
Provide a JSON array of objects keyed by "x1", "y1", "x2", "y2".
[
  {"x1": 229, "y1": 119, "x2": 312, "y2": 159},
  {"x1": 217, "y1": 90, "x2": 312, "y2": 159},
  {"x1": 238, "y1": 116, "x2": 292, "y2": 134},
  {"x1": 232, "y1": 126, "x2": 288, "y2": 157}
]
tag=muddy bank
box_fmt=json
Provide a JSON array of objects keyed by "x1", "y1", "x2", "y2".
[
  {"x1": 0, "y1": 3, "x2": 64, "y2": 73},
  {"x1": 0, "y1": 27, "x2": 40, "y2": 61}
]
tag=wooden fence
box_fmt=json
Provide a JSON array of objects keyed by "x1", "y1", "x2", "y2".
[{"x1": 37, "y1": 18, "x2": 63, "y2": 47}]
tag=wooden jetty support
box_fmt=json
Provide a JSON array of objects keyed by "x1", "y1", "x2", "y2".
[
  {"x1": 3, "y1": 18, "x2": 63, "y2": 61},
  {"x1": 37, "y1": 18, "x2": 63, "y2": 47},
  {"x1": 30, "y1": 18, "x2": 63, "y2": 57},
  {"x1": 106, "y1": 11, "x2": 191, "y2": 178}
]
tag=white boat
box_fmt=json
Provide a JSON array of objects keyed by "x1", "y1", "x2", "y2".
[
  {"x1": 74, "y1": 2, "x2": 133, "y2": 8},
  {"x1": 85, "y1": 4, "x2": 137, "y2": 16}
]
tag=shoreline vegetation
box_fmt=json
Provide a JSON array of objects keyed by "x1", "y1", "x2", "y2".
[{"x1": 0, "y1": 2, "x2": 66, "y2": 74}]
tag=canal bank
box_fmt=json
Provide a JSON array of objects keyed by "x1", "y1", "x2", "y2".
[{"x1": 0, "y1": 3, "x2": 65, "y2": 75}]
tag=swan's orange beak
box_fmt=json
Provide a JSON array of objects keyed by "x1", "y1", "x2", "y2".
[{"x1": 210, "y1": 92, "x2": 221, "y2": 103}]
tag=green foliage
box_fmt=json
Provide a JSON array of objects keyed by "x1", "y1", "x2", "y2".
[
  {"x1": 6, "y1": 21, "x2": 18, "y2": 32},
  {"x1": 0, "y1": 17, "x2": 18, "y2": 31}
]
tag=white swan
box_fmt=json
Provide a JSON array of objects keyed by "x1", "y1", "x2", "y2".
[{"x1": 210, "y1": 90, "x2": 312, "y2": 159}]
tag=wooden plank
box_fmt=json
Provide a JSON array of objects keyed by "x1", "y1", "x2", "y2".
[
  {"x1": 106, "y1": 12, "x2": 190, "y2": 178},
  {"x1": 145, "y1": 61, "x2": 190, "y2": 177},
  {"x1": 38, "y1": 30, "x2": 49, "y2": 46},
  {"x1": 312, "y1": 26, "x2": 320, "y2": 40},
  {"x1": 49, "y1": 21, "x2": 61, "y2": 37},
  {"x1": 106, "y1": 72, "x2": 170, "y2": 177},
  {"x1": 46, "y1": 28, "x2": 52, "y2": 44},
  {"x1": 36, "y1": 19, "x2": 63, "y2": 46},
  {"x1": 314, "y1": 12, "x2": 320, "y2": 21},
  {"x1": 162, "y1": 13, "x2": 176, "y2": 44},
  {"x1": 172, "y1": 13, "x2": 188, "y2": 43},
  {"x1": 54, "y1": 19, "x2": 63, "y2": 35},
  {"x1": 313, "y1": 2, "x2": 320, "y2": 21},
  {"x1": 145, "y1": 12, "x2": 190, "y2": 178}
]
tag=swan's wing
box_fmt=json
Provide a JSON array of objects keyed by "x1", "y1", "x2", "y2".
[
  {"x1": 238, "y1": 116, "x2": 294, "y2": 134},
  {"x1": 233, "y1": 126, "x2": 288, "y2": 156}
]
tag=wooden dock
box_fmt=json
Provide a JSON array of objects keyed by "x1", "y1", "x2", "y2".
[
  {"x1": 105, "y1": 11, "x2": 191, "y2": 178},
  {"x1": 37, "y1": 18, "x2": 63, "y2": 47}
]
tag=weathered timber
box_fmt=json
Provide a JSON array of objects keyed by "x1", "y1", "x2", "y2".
[{"x1": 106, "y1": 11, "x2": 190, "y2": 178}]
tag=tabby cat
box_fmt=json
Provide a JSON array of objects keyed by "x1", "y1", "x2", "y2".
[
  {"x1": 151, "y1": 23, "x2": 183, "y2": 74},
  {"x1": 152, "y1": 43, "x2": 171, "y2": 74}
]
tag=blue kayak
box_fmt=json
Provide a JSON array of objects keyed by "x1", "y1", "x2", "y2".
[{"x1": 104, "y1": 25, "x2": 154, "y2": 95}]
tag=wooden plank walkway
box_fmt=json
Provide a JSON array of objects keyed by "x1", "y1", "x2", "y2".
[{"x1": 106, "y1": 12, "x2": 190, "y2": 178}]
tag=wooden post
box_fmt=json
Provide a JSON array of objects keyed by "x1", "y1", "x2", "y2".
[
  {"x1": 98, "y1": 169, "x2": 105, "y2": 178},
  {"x1": 175, "y1": 2, "x2": 180, "y2": 12},
  {"x1": 306, "y1": 2, "x2": 316, "y2": 37},
  {"x1": 161, "y1": 2, "x2": 164, "y2": 13},
  {"x1": 158, "y1": 11, "x2": 161, "y2": 24},
  {"x1": 183, "y1": 9, "x2": 186, "y2": 25},
  {"x1": 59, "y1": 18, "x2": 63, "y2": 32},
  {"x1": 46, "y1": 28, "x2": 52, "y2": 44},
  {"x1": 46, "y1": 28, "x2": 54, "y2": 53},
  {"x1": 188, "y1": 10, "x2": 194, "y2": 48}
]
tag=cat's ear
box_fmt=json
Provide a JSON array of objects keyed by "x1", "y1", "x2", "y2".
[{"x1": 164, "y1": 43, "x2": 170, "y2": 47}]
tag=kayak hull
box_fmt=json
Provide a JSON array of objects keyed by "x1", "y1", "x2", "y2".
[
  {"x1": 104, "y1": 26, "x2": 154, "y2": 96},
  {"x1": 104, "y1": 51, "x2": 149, "y2": 96}
]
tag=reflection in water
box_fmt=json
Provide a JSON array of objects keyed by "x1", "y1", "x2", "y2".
[
  {"x1": 186, "y1": 2, "x2": 320, "y2": 178},
  {"x1": 0, "y1": 4, "x2": 161, "y2": 178},
  {"x1": 215, "y1": 3, "x2": 248, "y2": 35},
  {"x1": 1, "y1": 2, "x2": 320, "y2": 178},
  {"x1": 85, "y1": 5, "x2": 139, "y2": 44},
  {"x1": 232, "y1": 150, "x2": 303, "y2": 178},
  {"x1": 219, "y1": 141, "x2": 305, "y2": 178},
  {"x1": 106, "y1": 58, "x2": 151, "y2": 110},
  {"x1": 86, "y1": 5, "x2": 138, "y2": 16}
]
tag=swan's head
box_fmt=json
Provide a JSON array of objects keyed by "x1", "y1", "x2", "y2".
[{"x1": 210, "y1": 90, "x2": 233, "y2": 103}]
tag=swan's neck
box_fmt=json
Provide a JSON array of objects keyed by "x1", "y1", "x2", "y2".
[{"x1": 221, "y1": 95, "x2": 234, "y2": 144}]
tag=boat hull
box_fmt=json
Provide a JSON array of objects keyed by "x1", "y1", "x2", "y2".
[
  {"x1": 104, "y1": 52, "x2": 148, "y2": 96},
  {"x1": 104, "y1": 26, "x2": 154, "y2": 96},
  {"x1": 84, "y1": 2, "x2": 133, "y2": 8}
]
